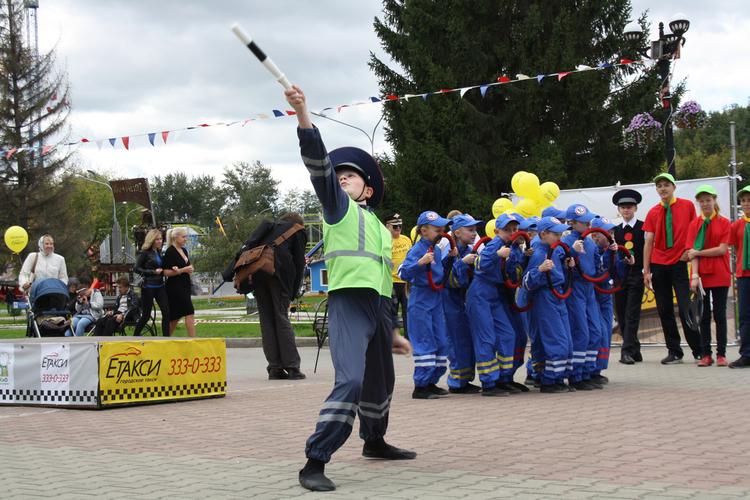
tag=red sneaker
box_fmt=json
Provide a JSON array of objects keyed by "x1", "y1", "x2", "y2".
[
  {"x1": 697, "y1": 355, "x2": 714, "y2": 367},
  {"x1": 716, "y1": 356, "x2": 728, "y2": 366}
]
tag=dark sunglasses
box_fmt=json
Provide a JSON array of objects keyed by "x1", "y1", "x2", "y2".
[{"x1": 390, "y1": 224, "x2": 402, "y2": 229}]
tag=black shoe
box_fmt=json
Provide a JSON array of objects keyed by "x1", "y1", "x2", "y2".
[
  {"x1": 540, "y1": 383, "x2": 568, "y2": 393},
  {"x1": 362, "y1": 441, "x2": 417, "y2": 460},
  {"x1": 729, "y1": 355, "x2": 750, "y2": 369},
  {"x1": 584, "y1": 378, "x2": 603, "y2": 389},
  {"x1": 564, "y1": 383, "x2": 576, "y2": 393},
  {"x1": 661, "y1": 354, "x2": 683, "y2": 365},
  {"x1": 569, "y1": 380, "x2": 594, "y2": 391},
  {"x1": 620, "y1": 355, "x2": 635, "y2": 365},
  {"x1": 412, "y1": 386, "x2": 439, "y2": 399},
  {"x1": 299, "y1": 470, "x2": 336, "y2": 491},
  {"x1": 632, "y1": 352, "x2": 643, "y2": 362},
  {"x1": 427, "y1": 383, "x2": 449, "y2": 395},
  {"x1": 534, "y1": 379, "x2": 542, "y2": 388},
  {"x1": 590, "y1": 375, "x2": 608, "y2": 385},
  {"x1": 268, "y1": 369, "x2": 289, "y2": 380},
  {"x1": 509, "y1": 381, "x2": 530, "y2": 392},
  {"x1": 496, "y1": 382, "x2": 522, "y2": 394},
  {"x1": 481, "y1": 386, "x2": 509, "y2": 397},
  {"x1": 286, "y1": 368, "x2": 306, "y2": 380},
  {"x1": 524, "y1": 375, "x2": 536, "y2": 386},
  {"x1": 448, "y1": 383, "x2": 481, "y2": 394}
]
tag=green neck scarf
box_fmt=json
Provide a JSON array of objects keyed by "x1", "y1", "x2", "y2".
[
  {"x1": 744, "y1": 216, "x2": 750, "y2": 271},
  {"x1": 693, "y1": 211, "x2": 715, "y2": 251},
  {"x1": 662, "y1": 201, "x2": 674, "y2": 249}
]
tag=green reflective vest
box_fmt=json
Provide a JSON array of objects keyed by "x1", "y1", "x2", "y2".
[{"x1": 323, "y1": 198, "x2": 394, "y2": 296}]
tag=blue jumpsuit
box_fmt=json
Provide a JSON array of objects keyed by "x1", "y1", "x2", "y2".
[
  {"x1": 466, "y1": 237, "x2": 521, "y2": 387},
  {"x1": 593, "y1": 246, "x2": 628, "y2": 374},
  {"x1": 521, "y1": 235, "x2": 546, "y2": 381},
  {"x1": 562, "y1": 231, "x2": 602, "y2": 383},
  {"x1": 521, "y1": 241, "x2": 573, "y2": 386},
  {"x1": 300, "y1": 127, "x2": 395, "y2": 464},
  {"x1": 441, "y1": 243, "x2": 476, "y2": 388},
  {"x1": 399, "y1": 238, "x2": 450, "y2": 387}
]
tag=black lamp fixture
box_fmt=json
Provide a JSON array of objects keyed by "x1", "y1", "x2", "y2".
[{"x1": 623, "y1": 14, "x2": 690, "y2": 178}]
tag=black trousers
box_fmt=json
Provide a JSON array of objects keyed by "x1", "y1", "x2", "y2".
[
  {"x1": 651, "y1": 261, "x2": 701, "y2": 358},
  {"x1": 700, "y1": 286, "x2": 729, "y2": 358},
  {"x1": 134, "y1": 286, "x2": 170, "y2": 336},
  {"x1": 254, "y1": 276, "x2": 301, "y2": 372},
  {"x1": 392, "y1": 282, "x2": 408, "y2": 337},
  {"x1": 615, "y1": 275, "x2": 645, "y2": 357},
  {"x1": 94, "y1": 314, "x2": 122, "y2": 336}
]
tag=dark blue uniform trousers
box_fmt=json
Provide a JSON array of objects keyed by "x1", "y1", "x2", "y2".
[
  {"x1": 305, "y1": 288, "x2": 395, "y2": 463},
  {"x1": 441, "y1": 287, "x2": 475, "y2": 388}
]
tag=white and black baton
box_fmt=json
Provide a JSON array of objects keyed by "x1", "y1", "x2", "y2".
[{"x1": 231, "y1": 22, "x2": 292, "y2": 90}]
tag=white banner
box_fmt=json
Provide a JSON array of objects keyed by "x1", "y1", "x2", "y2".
[{"x1": 0, "y1": 343, "x2": 13, "y2": 402}]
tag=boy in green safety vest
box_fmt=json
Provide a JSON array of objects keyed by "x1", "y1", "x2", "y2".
[{"x1": 286, "y1": 85, "x2": 416, "y2": 492}]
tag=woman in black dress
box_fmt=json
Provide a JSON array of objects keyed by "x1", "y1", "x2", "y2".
[{"x1": 163, "y1": 227, "x2": 196, "y2": 337}]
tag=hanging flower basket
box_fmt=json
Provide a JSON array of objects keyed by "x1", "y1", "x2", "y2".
[
  {"x1": 674, "y1": 100, "x2": 709, "y2": 130},
  {"x1": 622, "y1": 112, "x2": 662, "y2": 151}
]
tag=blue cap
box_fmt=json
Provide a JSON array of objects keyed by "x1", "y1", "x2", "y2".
[
  {"x1": 565, "y1": 204, "x2": 597, "y2": 223},
  {"x1": 591, "y1": 216, "x2": 616, "y2": 232},
  {"x1": 495, "y1": 213, "x2": 522, "y2": 229},
  {"x1": 537, "y1": 216, "x2": 571, "y2": 234},
  {"x1": 451, "y1": 214, "x2": 484, "y2": 230},
  {"x1": 417, "y1": 211, "x2": 452, "y2": 227},
  {"x1": 519, "y1": 216, "x2": 541, "y2": 231},
  {"x1": 542, "y1": 206, "x2": 566, "y2": 219}
]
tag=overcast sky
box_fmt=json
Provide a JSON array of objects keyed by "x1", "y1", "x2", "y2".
[{"x1": 35, "y1": 0, "x2": 750, "y2": 196}]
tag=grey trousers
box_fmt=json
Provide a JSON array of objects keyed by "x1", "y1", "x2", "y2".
[{"x1": 254, "y1": 277, "x2": 301, "y2": 372}]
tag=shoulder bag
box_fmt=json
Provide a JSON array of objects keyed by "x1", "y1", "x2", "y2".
[{"x1": 233, "y1": 223, "x2": 304, "y2": 294}]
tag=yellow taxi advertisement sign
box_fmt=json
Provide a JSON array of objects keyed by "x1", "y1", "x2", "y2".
[{"x1": 99, "y1": 338, "x2": 227, "y2": 406}]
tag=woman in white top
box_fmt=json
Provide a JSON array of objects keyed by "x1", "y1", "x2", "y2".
[{"x1": 18, "y1": 235, "x2": 68, "y2": 290}]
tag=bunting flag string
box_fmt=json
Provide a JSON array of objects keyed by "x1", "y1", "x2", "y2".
[{"x1": 0, "y1": 58, "x2": 645, "y2": 159}]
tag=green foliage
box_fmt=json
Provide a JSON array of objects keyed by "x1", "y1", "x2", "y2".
[
  {"x1": 674, "y1": 101, "x2": 750, "y2": 186},
  {"x1": 150, "y1": 172, "x2": 224, "y2": 227},
  {"x1": 222, "y1": 160, "x2": 280, "y2": 219},
  {"x1": 0, "y1": 0, "x2": 76, "y2": 262},
  {"x1": 194, "y1": 213, "x2": 269, "y2": 274},
  {"x1": 369, "y1": 0, "x2": 676, "y2": 223}
]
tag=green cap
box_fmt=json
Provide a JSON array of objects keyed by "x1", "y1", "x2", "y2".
[
  {"x1": 738, "y1": 186, "x2": 750, "y2": 198},
  {"x1": 653, "y1": 172, "x2": 676, "y2": 185},
  {"x1": 695, "y1": 185, "x2": 717, "y2": 197}
]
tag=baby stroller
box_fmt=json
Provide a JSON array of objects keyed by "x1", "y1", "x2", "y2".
[{"x1": 26, "y1": 278, "x2": 72, "y2": 337}]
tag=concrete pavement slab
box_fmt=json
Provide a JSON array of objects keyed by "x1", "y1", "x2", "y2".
[{"x1": 1, "y1": 344, "x2": 749, "y2": 499}]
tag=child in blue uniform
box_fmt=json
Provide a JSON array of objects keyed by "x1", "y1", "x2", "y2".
[
  {"x1": 286, "y1": 85, "x2": 415, "y2": 492},
  {"x1": 517, "y1": 217, "x2": 545, "y2": 387},
  {"x1": 562, "y1": 204, "x2": 603, "y2": 391},
  {"x1": 442, "y1": 214, "x2": 483, "y2": 394},
  {"x1": 522, "y1": 216, "x2": 576, "y2": 393},
  {"x1": 466, "y1": 214, "x2": 524, "y2": 396},
  {"x1": 399, "y1": 211, "x2": 459, "y2": 399},
  {"x1": 590, "y1": 217, "x2": 634, "y2": 384}
]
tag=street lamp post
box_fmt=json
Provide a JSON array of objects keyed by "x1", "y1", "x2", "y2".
[
  {"x1": 310, "y1": 110, "x2": 384, "y2": 158},
  {"x1": 623, "y1": 14, "x2": 690, "y2": 179},
  {"x1": 75, "y1": 173, "x2": 116, "y2": 225}
]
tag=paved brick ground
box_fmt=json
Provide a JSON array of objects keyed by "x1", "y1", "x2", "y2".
[{"x1": 1, "y1": 344, "x2": 749, "y2": 499}]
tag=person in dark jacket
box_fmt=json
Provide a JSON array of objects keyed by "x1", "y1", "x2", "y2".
[
  {"x1": 227, "y1": 212, "x2": 308, "y2": 379},
  {"x1": 133, "y1": 229, "x2": 170, "y2": 336},
  {"x1": 93, "y1": 276, "x2": 140, "y2": 336},
  {"x1": 65, "y1": 277, "x2": 80, "y2": 314}
]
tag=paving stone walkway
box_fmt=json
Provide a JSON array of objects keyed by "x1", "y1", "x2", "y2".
[{"x1": 1, "y1": 344, "x2": 749, "y2": 499}]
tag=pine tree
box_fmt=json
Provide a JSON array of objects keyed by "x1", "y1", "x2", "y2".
[
  {"x1": 0, "y1": 0, "x2": 72, "y2": 249},
  {"x1": 370, "y1": 0, "x2": 669, "y2": 222}
]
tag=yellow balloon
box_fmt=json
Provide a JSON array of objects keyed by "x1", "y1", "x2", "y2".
[
  {"x1": 534, "y1": 204, "x2": 545, "y2": 217},
  {"x1": 504, "y1": 208, "x2": 516, "y2": 215},
  {"x1": 516, "y1": 173, "x2": 540, "y2": 199},
  {"x1": 538, "y1": 181, "x2": 560, "y2": 204},
  {"x1": 410, "y1": 226, "x2": 420, "y2": 243},
  {"x1": 4, "y1": 226, "x2": 28, "y2": 253},
  {"x1": 492, "y1": 198, "x2": 513, "y2": 218},
  {"x1": 511, "y1": 171, "x2": 528, "y2": 194},
  {"x1": 485, "y1": 219, "x2": 497, "y2": 238},
  {"x1": 516, "y1": 198, "x2": 538, "y2": 218}
]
